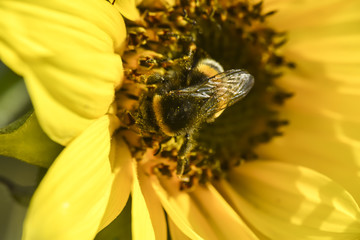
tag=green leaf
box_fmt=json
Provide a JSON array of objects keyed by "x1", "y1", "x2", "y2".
[{"x1": 0, "y1": 111, "x2": 63, "y2": 168}]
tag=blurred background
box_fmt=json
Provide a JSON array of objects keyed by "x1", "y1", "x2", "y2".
[{"x1": 0, "y1": 61, "x2": 38, "y2": 240}]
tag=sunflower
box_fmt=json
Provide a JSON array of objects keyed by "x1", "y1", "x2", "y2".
[{"x1": 0, "y1": 0, "x2": 360, "y2": 240}]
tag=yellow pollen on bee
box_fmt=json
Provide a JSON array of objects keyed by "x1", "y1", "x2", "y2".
[
  {"x1": 153, "y1": 95, "x2": 175, "y2": 136},
  {"x1": 196, "y1": 63, "x2": 220, "y2": 78}
]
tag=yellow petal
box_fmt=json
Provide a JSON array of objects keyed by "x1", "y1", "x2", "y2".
[
  {"x1": 276, "y1": 4, "x2": 360, "y2": 64},
  {"x1": 215, "y1": 161, "x2": 360, "y2": 240},
  {"x1": 270, "y1": 1, "x2": 360, "y2": 66},
  {"x1": 265, "y1": 1, "x2": 360, "y2": 63},
  {"x1": 286, "y1": 35, "x2": 360, "y2": 64},
  {"x1": 113, "y1": 0, "x2": 140, "y2": 21},
  {"x1": 132, "y1": 175, "x2": 156, "y2": 240},
  {"x1": 168, "y1": 217, "x2": 192, "y2": 240},
  {"x1": 0, "y1": 0, "x2": 126, "y2": 145},
  {"x1": 97, "y1": 134, "x2": 133, "y2": 231},
  {"x1": 132, "y1": 158, "x2": 167, "y2": 240},
  {"x1": 258, "y1": 108, "x2": 360, "y2": 207},
  {"x1": 190, "y1": 185, "x2": 259, "y2": 240},
  {"x1": 258, "y1": 0, "x2": 360, "y2": 206},
  {"x1": 264, "y1": 0, "x2": 358, "y2": 30},
  {"x1": 23, "y1": 115, "x2": 131, "y2": 240},
  {"x1": 150, "y1": 176, "x2": 207, "y2": 240},
  {"x1": 258, "y1": 23, "x2": 360, "y2": 203},
  {"x1": 152, "y1": 174, "x2": 258, "y2": 240}
]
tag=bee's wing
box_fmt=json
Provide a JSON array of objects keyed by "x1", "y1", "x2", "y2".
[
  {"x1": 173, "y1": 69, "x2": 254, "y2": 106},
  {"x1": 209, "y1": 69, "x2": 254, "y2": 109},
  {"x1": 168, "y1": 69, "x2": 254, "y2": 124}
]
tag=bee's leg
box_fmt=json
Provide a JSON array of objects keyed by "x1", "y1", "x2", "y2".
[
  {"x1": 154, "y1": 136, "x2": 172, "y2": 156},
  {"x1": 176, "y1": 133, "x2": 193, "y2": 176}
]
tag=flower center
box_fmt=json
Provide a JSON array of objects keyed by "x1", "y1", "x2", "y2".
[{"x1": 116, "y1": 0, "x2": 293, "y2": 190}]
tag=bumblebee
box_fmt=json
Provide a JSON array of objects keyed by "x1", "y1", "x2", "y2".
[{"x1": 137, "y1": 58, "x2": 254, "y2": 175}]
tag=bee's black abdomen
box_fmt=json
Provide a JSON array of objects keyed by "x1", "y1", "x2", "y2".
[{"x1": 153, "y1": 94, "x2": 204, "y2": 136}]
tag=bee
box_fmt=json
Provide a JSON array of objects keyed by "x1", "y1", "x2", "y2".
[{"x1": 137, "y1": 57, "x2": 254, "y2": 176}]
